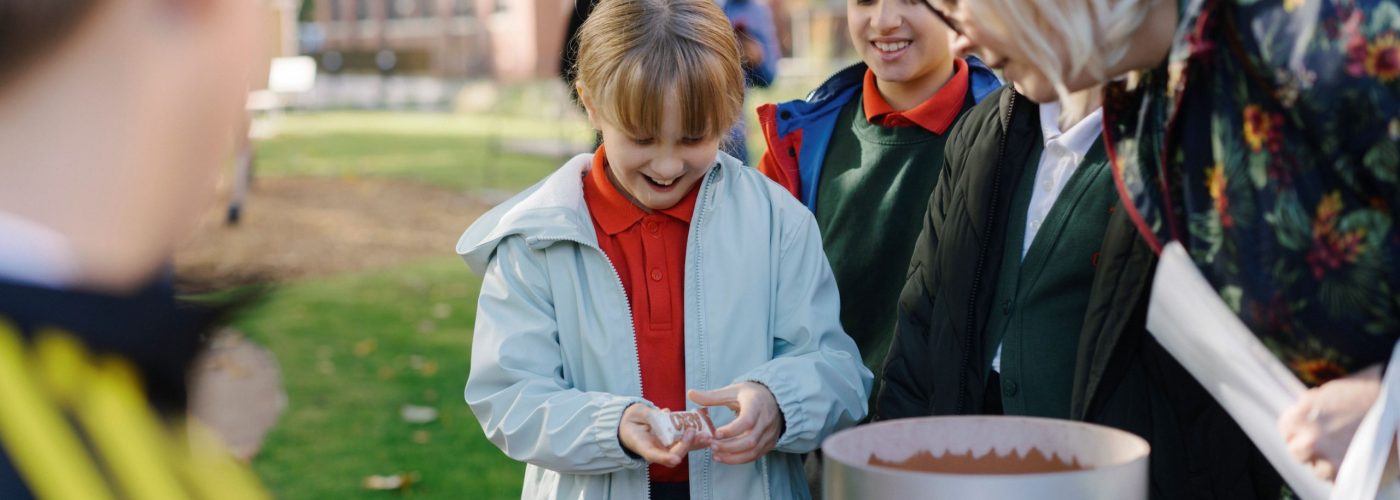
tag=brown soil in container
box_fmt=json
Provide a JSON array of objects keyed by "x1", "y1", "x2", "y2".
[{"x1": 869, "y1": 448, "x2": 1085, "y2": 475}]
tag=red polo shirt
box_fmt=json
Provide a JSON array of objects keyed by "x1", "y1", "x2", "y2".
[
  {"x1": 862, "y1": 57, "x2": 969, "y2": 134},
  {"x1": 582, "y1": 146, "x2": 698, "y2": 483}
]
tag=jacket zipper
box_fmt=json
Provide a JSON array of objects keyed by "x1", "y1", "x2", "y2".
[
  {"x1": 955, "y1": 91, "x2": 1017, "y2": 414},
  {"x1": 616, "y1": 250, "x2": 650, "y2": 500},
  {"x1": 759, "y1": 456, "x2": 771, "y2": 500},
  {"x1": 684, "y1": 166, "x2": 773, "y2": 500},
  {"x1": 688, "y1": 166, "x2": 724, "y2": 500},
  {"x1": 526, "y1": 234, "x2": 648, "y2": 499}
]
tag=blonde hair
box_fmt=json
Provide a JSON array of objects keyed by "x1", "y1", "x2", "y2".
[
  {"x1": 961, "y1": 0, "x2": 1156, "y2": 98},
  {"x1": 573, "y1": 0, "x2": 745, "y2": 141}
]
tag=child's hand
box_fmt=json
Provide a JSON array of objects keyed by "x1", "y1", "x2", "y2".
[
  {"x1": 619, "y1": 404, "x2": 710, "y2": 467},
  {"x1": 688, "y1": 383, "x2": 784, "y2": 464}
]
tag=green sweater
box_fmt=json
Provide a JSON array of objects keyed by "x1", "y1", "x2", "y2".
[
  {"x1": 814, "y1": 94, "x2": 972, "y2": 404},
  {"x1": 982, "y1": 140, "x2": 1113, "y2": 418}
]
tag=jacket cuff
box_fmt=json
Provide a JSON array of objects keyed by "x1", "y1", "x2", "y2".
[
  {"x1": 594, "y1": 396, "x2": 650, "y2": 470},
  {"x1": 740, "y1": 369, "x2": 813, "y2": 452}
]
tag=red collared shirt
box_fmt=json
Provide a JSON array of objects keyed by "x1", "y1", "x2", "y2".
[
  {"x1": 862, "y1": 57, "x2": 970, "y2": 134},
  {"x1": 582, "y1": 146, "x2": 699, "y2": 483}
]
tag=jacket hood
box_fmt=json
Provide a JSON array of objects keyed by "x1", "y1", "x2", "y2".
[
  {"x1": 456, "y1": 154, "x2": 595, "y2": 275},
  {"x1": 456, "y1": 151, "x2": 742, "y2": 275}
]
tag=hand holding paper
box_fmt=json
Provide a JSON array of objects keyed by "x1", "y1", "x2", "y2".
[
  {"x1": 1146, "y1": 242, "x2": 1400, "y2": 500},
  {"x1": 1279, "y1": 366, "x2": 1383, "y2": 481}
]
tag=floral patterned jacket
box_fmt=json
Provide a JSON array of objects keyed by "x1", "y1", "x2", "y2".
[{"x1": 1105, "y1": 0, "x2": 1400, "y2": 387}]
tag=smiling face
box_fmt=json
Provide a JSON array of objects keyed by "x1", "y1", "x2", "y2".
[
  {"x1": 848, "y1": 0, "x2": 954, "y2": 91},
  {"x1": 585, "y1": 91, "x2": 720, "y2": 211}
]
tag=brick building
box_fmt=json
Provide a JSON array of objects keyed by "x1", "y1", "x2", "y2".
[{"x1": 304, "y1": 0, "x2": 571, "y2": 80}]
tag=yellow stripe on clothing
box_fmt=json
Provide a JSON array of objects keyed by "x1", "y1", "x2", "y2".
[
  {"x1": 176, "y1": 422, "x2": 270, "y2": 500},
  {"x1": 33, "y1": 330, "x2": 90, "y2": 405},
  {"x1": 0, "y1": 323, "x2": 114, "y2": 500},
  {"x1": 73, "y1": 356, "x2": 191, "y2": 500}
]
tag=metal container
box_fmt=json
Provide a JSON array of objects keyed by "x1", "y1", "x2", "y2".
[{"x1": 822, "y1": 416, "x2": 1149, "y2": 500}]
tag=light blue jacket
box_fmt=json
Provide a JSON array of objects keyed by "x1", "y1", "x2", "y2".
[{"x1": 457, "y1": 153, "x2": 872, "y2": 500}]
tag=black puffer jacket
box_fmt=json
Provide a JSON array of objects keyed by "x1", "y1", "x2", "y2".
[{"x1": 877, "y1": 85, "x2": 1283, "y2": 499}]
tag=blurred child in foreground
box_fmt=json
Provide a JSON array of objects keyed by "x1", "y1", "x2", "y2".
[{"x1": 0, "y1": 0, "x2": 266, "y2": 497}]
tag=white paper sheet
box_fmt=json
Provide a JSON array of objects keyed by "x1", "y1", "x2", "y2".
[{"x1": 1147, "y1": 243, "x2": 1399, "y2": 500}]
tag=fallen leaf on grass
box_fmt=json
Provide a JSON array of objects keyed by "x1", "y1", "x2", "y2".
[
  {"x1": 354, "y1": 339, "x2": 378, "y2": 357},
  {"x1": 412, "y1": 430, "x2": 431, "y2": 444},
  {"x1": 401, "y1": 404, "x2": 438, "y2": 424},
  {"x1": 432, "y1": 303, "x2": 452, "y2": 319},
  {"x1": 363, "y1": 472, "x2": 420, "y2": 492},
  {"x1": 379, "y1": 366, "x2": 397, "y2": 380},
  {"x1": 408, "y1": 356, "x2": 439, "y2": 377}
]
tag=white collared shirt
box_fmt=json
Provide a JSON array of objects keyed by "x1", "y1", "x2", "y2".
[
  {"x1": 0, "y1": 210, "x2": 80, "y2": 289},
  {"x1": 992, "y1": 101, "x2": 1104, "y2": 374},
  {"x1": 1023, "y1": 101, "x2": 1104, "y2": 257}
]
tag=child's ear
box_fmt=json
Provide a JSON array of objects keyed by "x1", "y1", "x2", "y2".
[{"x1": 575, "y1": 82, "x2": 600, "y2": 129}]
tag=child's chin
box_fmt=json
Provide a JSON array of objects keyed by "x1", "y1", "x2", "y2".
[
  {"x1": 867, "y1": 64, "x2": 916, "y2": 84},
  {"x1": 644, "y1": 202, "x2": 679, "y2": 211},
  {"x1": 1012, "y1": 80, "x2": 1060, "y2": 104}
]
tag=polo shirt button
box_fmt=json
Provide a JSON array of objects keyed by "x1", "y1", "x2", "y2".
[
  {"x1": 650, "y1": 269, "x2": 663, "y2": 281},
  {"x1": 644, "y1": 221, "x2": 659, "y2": 233},
  {"x1": 1002, "y1": 379, "x2": 1019, "y2": 397}
]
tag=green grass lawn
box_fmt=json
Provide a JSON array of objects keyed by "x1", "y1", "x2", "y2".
[
  {"x1": 254, "y1": 111, "x2": 593, "y2": 191},
  {"x1": 239, "y1": 257, "x2": 525, "y2": 499},
  {"x1": 237, "y1": 111, "x2": 578, "y2": 498}
]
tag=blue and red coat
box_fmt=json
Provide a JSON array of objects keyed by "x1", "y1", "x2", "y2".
[{"x1": 756, "y1": 58, "x2": 1002, "y2": 212}]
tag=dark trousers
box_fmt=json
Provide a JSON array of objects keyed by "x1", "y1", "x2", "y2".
[{"x1": 651, "y1": 481, "x2": 689, "y2": 500}]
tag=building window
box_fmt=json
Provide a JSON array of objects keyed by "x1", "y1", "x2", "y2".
[
  {"x1": 356, "y1": 0, "x2": 371, "y2": 20},
  {"x1": 453, "y1": 0, "x2": 475, "y2": 17},
  {"x1": 390, "y1": 0, "x2": 432, "y2": 18}
]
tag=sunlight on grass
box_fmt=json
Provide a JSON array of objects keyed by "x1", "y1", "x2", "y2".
[{"x1": 240, "y1": 257, "x2": 523, "y2": 499}]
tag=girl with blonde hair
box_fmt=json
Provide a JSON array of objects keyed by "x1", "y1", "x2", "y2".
[{"x1": 458, "y1": 0, "x2": 871, "y2": 498}]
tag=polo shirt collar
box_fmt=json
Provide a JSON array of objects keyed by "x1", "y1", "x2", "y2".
[
  {"x1": 583, "y1": 146, "x2": 699, "y2": 236},
  {"x1": 862, "y1": 57, "x2": 970, "y2": 134}
]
